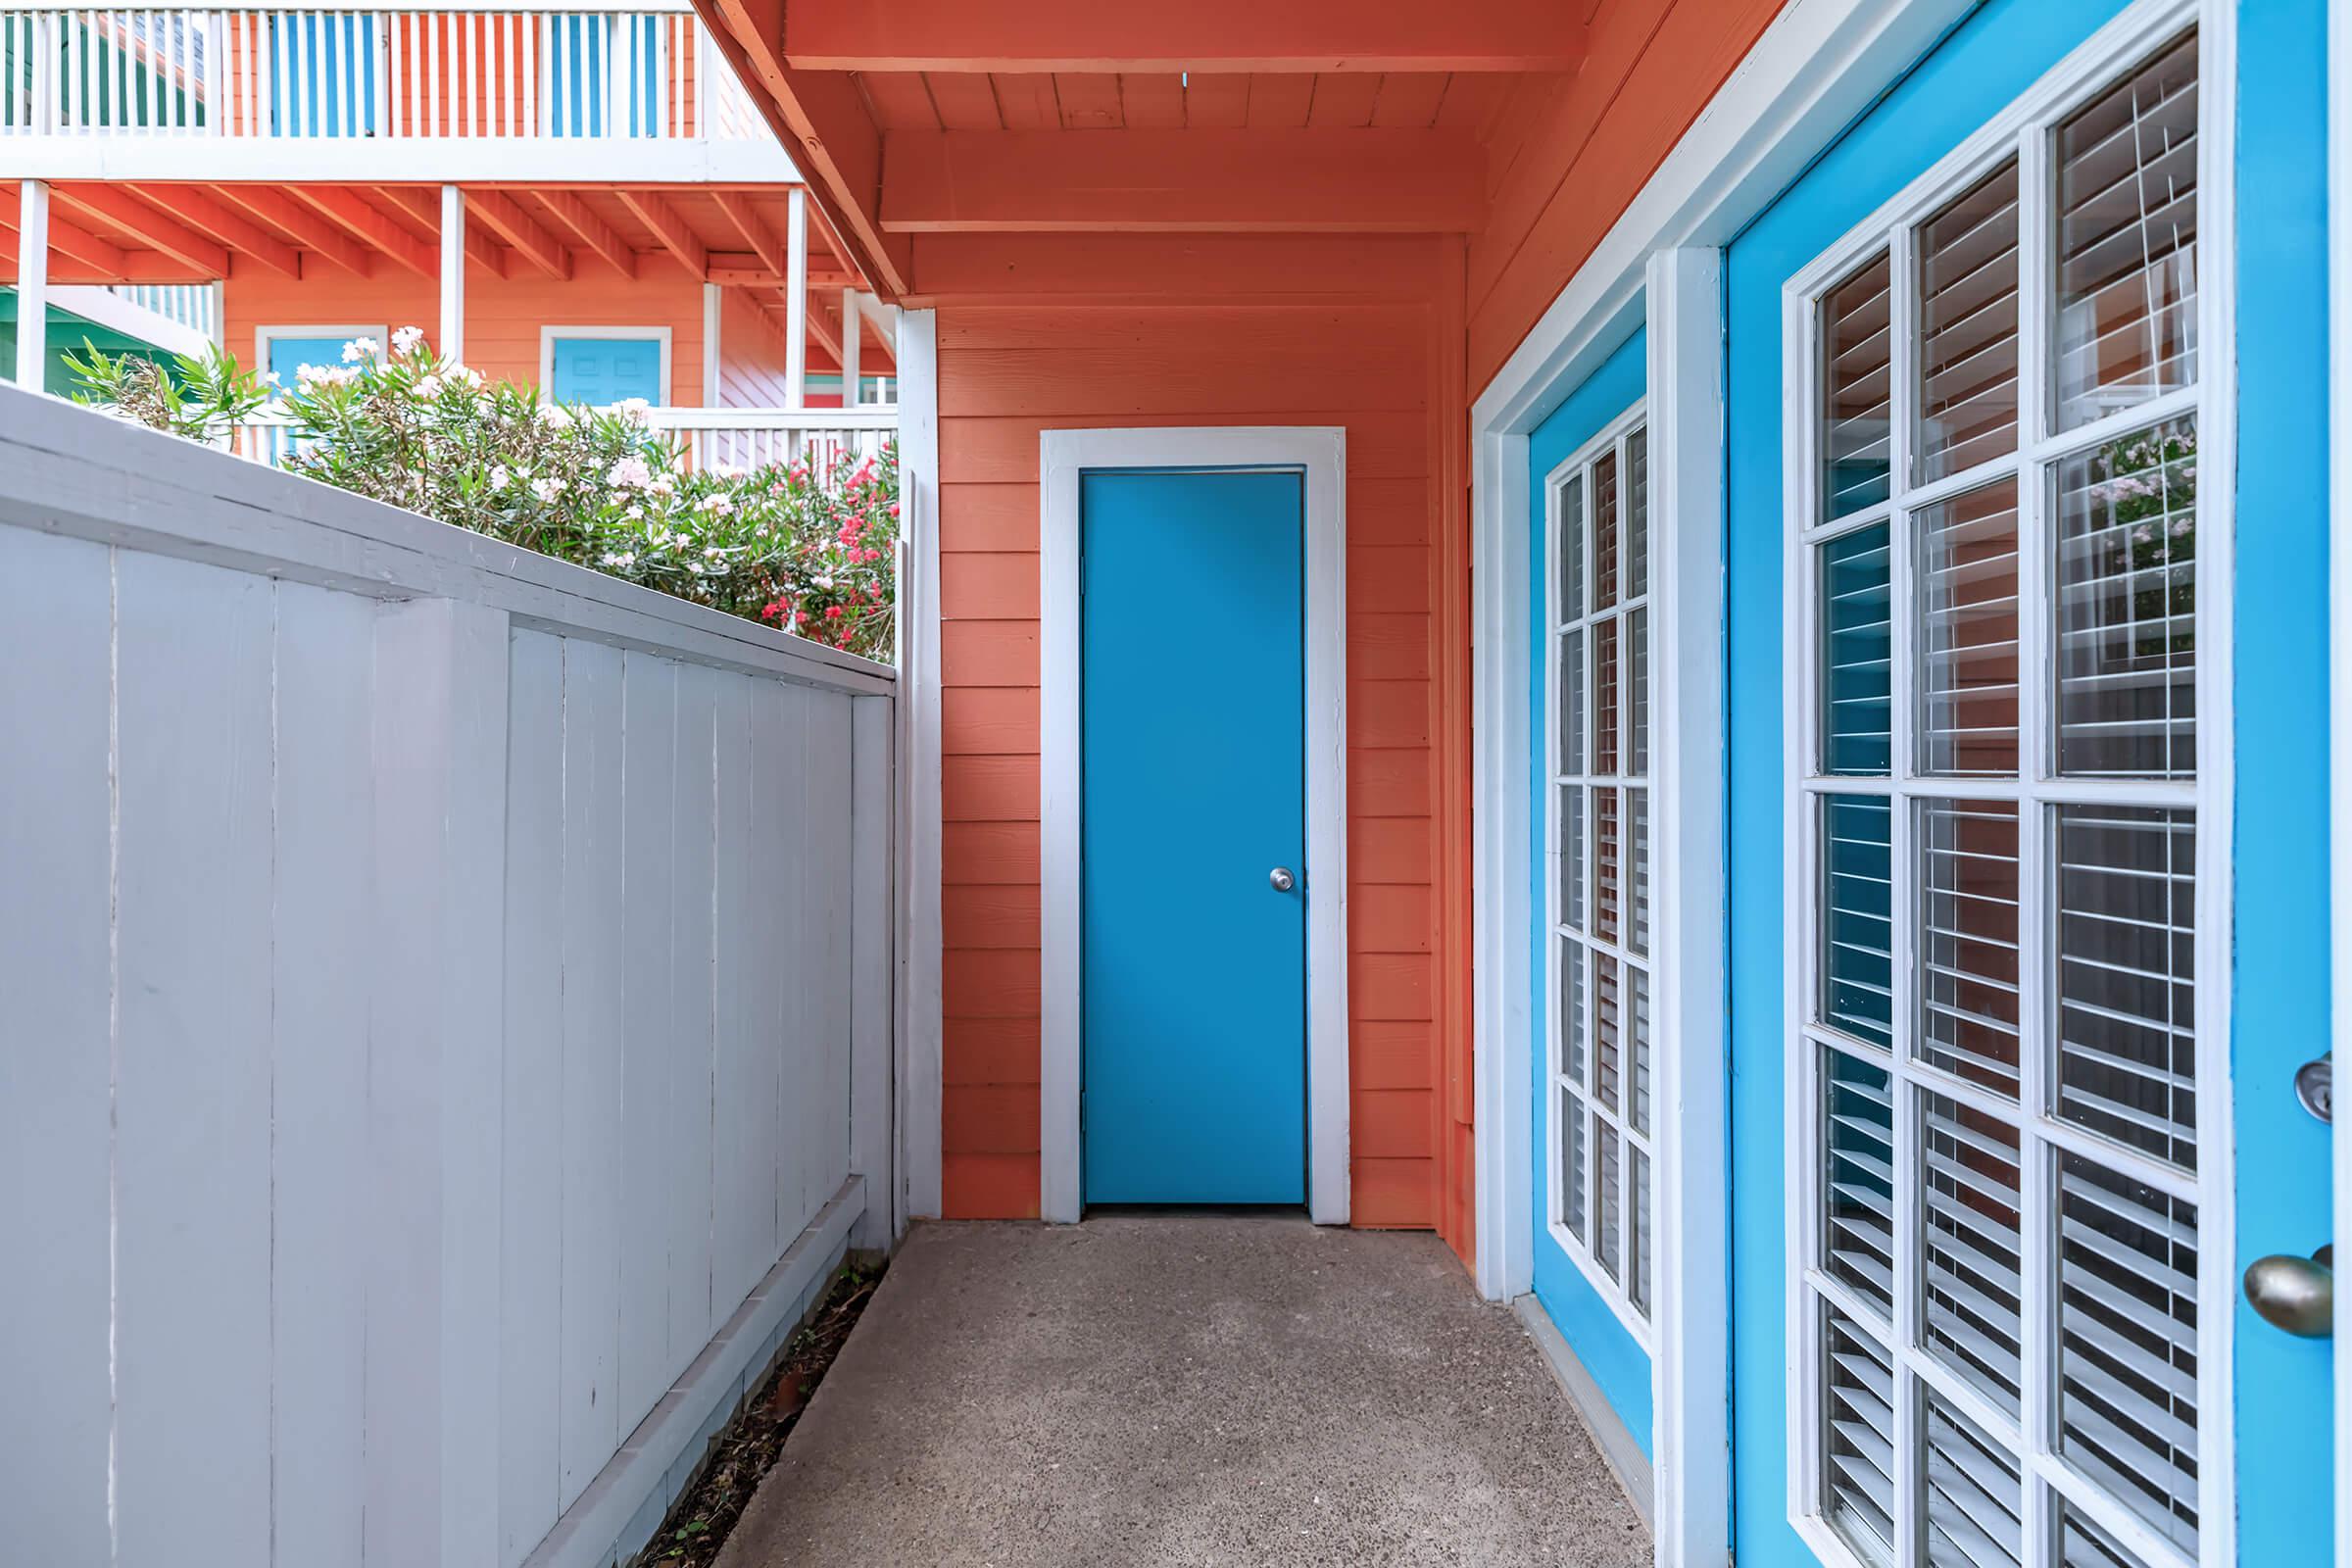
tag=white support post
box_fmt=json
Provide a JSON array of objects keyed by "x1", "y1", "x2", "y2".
[
  {"x1": 848, "y1": 693, "x2": 895, "y2": 1251},
  {"x1": 896, "y1": 308, "x2": 942, "y2": 1224},
  {"x1": 438, "y1": 184, "x2": 465, "y2": 364},
  {"x1": 1645, "y1": 245, "x2": 1729, "y2": 1568},
  {"x1": 840, "y1": 287, "x2": 860, "y2": 408},
  {"x1": 783, "y1": 187, "x2": 808, "y2": 412},
  {"x1": 15, "y1": 180, "x2": 50, "y2": 392},
  {"x1": 702, "y1": 282, "x2": 721, "y2": 406}
]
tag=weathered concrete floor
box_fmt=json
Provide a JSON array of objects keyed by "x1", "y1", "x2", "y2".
[{"x1": 714, "y1": 1214, "x2": 1651, "y2": 1568}]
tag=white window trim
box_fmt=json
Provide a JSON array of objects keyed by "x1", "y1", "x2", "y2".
[
  {"x1": 254, "y1": 323, "x2": 390, "y2": 381},
  {"x1": 1542, "y1": 396, "x2": 1659, "y2": 1348},
  {"x1": 536, "y1": 325, "x2": 675, "y2": 406},
  {"x1": 1037, "y1": 425, "x2": 1349, "y2": 1226},
  {"x1": 1777, "y1": 5, "x2": 2235, "y2": 1567}
]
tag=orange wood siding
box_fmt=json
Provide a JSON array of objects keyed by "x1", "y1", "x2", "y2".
[
  {"x1": 222, "y1": 263, "x2": 710, "y2": 403},
  {"x1": 1464, "y1": 0, "x2": 1790, "y2": 393},
  {"x1": 717, "y1": 284, "x2": 796, "y2": 407},
  {"x1": 932, "y1": 237, "x2": 1469, "y2": 1232}
]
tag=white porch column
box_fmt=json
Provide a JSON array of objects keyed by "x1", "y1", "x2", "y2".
[
  {"x1": 702, "y1": 282, "x2": 721, "y2": 405},
  {"x1": 783, "y1": 187, "x2": 808, "y2": 411},
  {"x1": 840, "y1": 287, "x2": 860, "y2": 408},
  {"x1": 15, "y1": 179, "x2": 50, "y2": 391},
  {"x1": 438, "y1": 185, "x2": 465, "y2": 364}
]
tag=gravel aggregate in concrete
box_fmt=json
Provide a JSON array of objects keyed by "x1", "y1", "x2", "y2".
[{"x1": 712, "y1": 1213, "x2": 1652, "y2": 1568}]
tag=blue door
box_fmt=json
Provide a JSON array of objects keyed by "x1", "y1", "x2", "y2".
[
  {"x1": 1080, "y1": 469, "x2": 1306, "y2": 1204},
  {"x1": 549, "y1": 337, "x2": 663, "y2": 406},
  {"x1": 1712, "y1": 2, "x2": 2334, "y2": 1565}
]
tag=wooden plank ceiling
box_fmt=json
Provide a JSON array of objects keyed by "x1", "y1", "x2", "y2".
[{"x1": 691, "y1": 0, "x2": 1601, "y2": 297}]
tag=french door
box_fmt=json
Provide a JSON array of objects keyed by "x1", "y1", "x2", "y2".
[{"x1": 1784, "y1": 12, "x2": 2228, "y2": 1568}]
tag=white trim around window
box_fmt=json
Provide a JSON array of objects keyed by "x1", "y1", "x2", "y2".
[
  {"x1": 1777, "y1": 5, "x2": 2234, "y2": 1567},
  {"x1": 1037, "y1": 426, "x2": 1349, "y2": 1226},
  {"x1": 536, "y1": 325, "x2": 676, "y2": 405},
  {"x1": 253, "y1": 323, "x2": 390, "y2": 382}
]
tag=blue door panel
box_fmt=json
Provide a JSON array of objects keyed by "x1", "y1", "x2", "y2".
[
  {"x1": 1716, "y1": 1, "x2": 2335, "y2": 1562},
  {"x1": 266, "y1": 335, "x2": 357, "y2": 385},
  {"x1": 1525, "y1": 326, "x2": 1655, "y2": 1455},
  {"x1": 550, "y1": 337, "x2": 662, "y2": 406},
  {"x1": 1081, "y1": 469, "x2": 1306, "y2": 1204}
]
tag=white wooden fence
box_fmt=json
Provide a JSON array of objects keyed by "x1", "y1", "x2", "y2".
[{"x1": 0, "y1": 382, "x2": 899, "y2": 1568}]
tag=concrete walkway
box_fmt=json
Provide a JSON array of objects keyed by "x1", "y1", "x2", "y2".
[{"x1": 714, "y1": 1214, "x2": 1651, "y2": 1567}]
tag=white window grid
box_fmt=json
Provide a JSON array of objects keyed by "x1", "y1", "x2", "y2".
[
  {"x1": 1777, "y1": 4, "x2": 2234, "y2": 1567},
  {"x1": 1544, "y1": 399, "x2": 1656, "y2": 1344}
]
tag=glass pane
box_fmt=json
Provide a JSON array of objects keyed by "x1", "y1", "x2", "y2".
[
  {"x1": 1823, "y1": 1047, "x2": 1895, "y2": 1316},
  {"x1": 1628, "y1": 425, "x2": 1650, "y2": 600},
  {"x1": 1823, "y1": 796, "x2": 1894, "y2": 1049},
  {"x1": 1921, "y1": 1089, "x2": 2022, "y2": 1408},
  {"x1": 1823, "y1": 250, "x2": 1894, "y2": 520},
  {"x1": 1630, "y1": 788, "x2": 1650, "y2": 958},
  {"x1": 1629, "y1": 964, "x2": 1651, "y2": 1136},
  {"x1": 1629, "y1": 1144, "x2": 1652, "y2": 1317},
  {"x1": 1559, "y1": 936, "x2": 1589, "y2": 1084},
  {"x1": 1823, "y1": 524, "x2": 1894, "y2": 775},
  {"x1": 1560, "y1": 784, "x2": 1586, "y2": 933},
  {"x1": 1596, "y1": 787, "x2": 1622, "y2": 947},
  {"x1": 2055, "y1": 806, "x2": 2196, "y2": 1170},
  {"x1": 1559, "y1": 1085, "x2": 1588, "y2": 1241},
  {"x1": 1918, "y1": 799, "x2": 2021, "y2": 1098},
  {"x1": 2054, "y1": 417, "x2": 2198, "y2": 779},
  {"x1": 2058, "y1": 1496, "x2": 2155, "y2": 1568},
  {"x1": 1596, "y1": 616, "x2": 1621, "y2": 777},
  {"x1": 2053, "y1": 29, "x2": 2199, "y2": 431},
  {"x1": 1918, "y1": 157, "x2": 2022, "y2": 480},
  {"x1": 1596, "y1": 955, "x2": 1623, "y2": 1114},
  {"x1": 1924, "y1": 1391, "x2": 2024, "y2": 1568},
  {"x1": 1559, "y1": 473, "x2": 1587, "y2": 622},
  {"x1": 2056, "y1": 1151, "x2": 2199, "y2": 1554},
  {"x1": 1630, "y1": 606, "x2": 1651, "y2": 777},
  {"x1": 1561, "y1": 629, "x2": 1587, "y2": 776},
  {"x1": 1918, "y1": 481, "x2": 2022, "y2": 776},
  {"x1": 1594, "y1": 449, "x2": 1621, "y2": 612},
  {"x1": 1823, "y1": 1306, "x2": 1897, "y2": 1567},
  {"x1": 1595, "y1": 1117, "x2": 1623, "y2": 1281}
]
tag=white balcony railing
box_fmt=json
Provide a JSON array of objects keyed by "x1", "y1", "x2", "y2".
[
  {"x1": 0, "y1": 0, "x2": 794, "y2": 179},
  {"x1": 226, "y1": 404, "x2": 899, "y2": 481}
]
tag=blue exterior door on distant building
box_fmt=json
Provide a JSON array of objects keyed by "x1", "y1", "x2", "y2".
[
  {"x1": 1079, "y1": 469, "x2": 1308, "y2": 1205},
  {"x1": 548, "y1": 335, "x2": 664, "y2": 406}
]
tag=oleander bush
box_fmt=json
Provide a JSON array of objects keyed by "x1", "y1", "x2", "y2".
[{"x1": 66, "y1": 330, "x2": 900, "y2": 662}]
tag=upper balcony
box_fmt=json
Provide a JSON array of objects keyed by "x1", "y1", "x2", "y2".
[{"x1": 0, "y1": 0, "x2": 796, "y2": 182}]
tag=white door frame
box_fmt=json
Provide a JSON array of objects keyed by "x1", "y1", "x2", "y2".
[
  {"x1": 1466, "y1": 1, "x2": 1978, "y2": 1562},
  {"x1": 1038, "y1": 426, "x2": 1349, "y2": 1226}
]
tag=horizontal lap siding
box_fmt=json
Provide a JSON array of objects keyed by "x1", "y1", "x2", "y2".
[
  {"x1": 936, "y1": 299, "x2": 1447, "y2": 1227},
  {"x1": 1464, "y1": 0, "x2": 1789, "y2": 393},
  {"x1": 222, "y1": 266, "x2": 709, "y2": 404}
]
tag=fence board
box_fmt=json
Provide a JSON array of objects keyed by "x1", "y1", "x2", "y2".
[
  {"x1": 665, "y1": 660, "x2": 719, "y2": 1379},
  {"x1": 616, "y1": 650, "x2": 678, "y2": 1428},
  {"x1": 270, "y1": 579, "x2": 377, "y2": 1568},
  {"x1": 558, "y1": 636, "x2": 627, "y2": 1507},
  {"x1": 0, "y1": 528, "x2": 115, "y2": 1568},
  {"x1": 114, "y1": 552, "x2": 275, "y2": 1564}
]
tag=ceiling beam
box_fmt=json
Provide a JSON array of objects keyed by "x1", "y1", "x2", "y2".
[
  {"x1": 41, "y1": 215, "x2": 128, "y2": 276},
  {"x1": 614, "y1": 188, "x2": 706, "y2": 278},
  {"x1": 377, "y1": 187, "x2": 509, "y2": 280},
  {"x1": 49, "y1": 185, "x2": 230, "y2": 277},
  {"x1": 779, "y1": 0, "x2": 1583, "y2": 73},
  {"x1": 692, "y1": 0, "x2": 909, "y2": 294},
  {"x1": 537, "y1": 191, "x2": 634, "y2": 279},
  {"x1": 801, "y1": 290, "x2": 844, "y2": 365},
  {"x1": 140, "y1": 185, "x2": 302, "y2": 278},
  {"x1": 881, "y1": 128, "x2": 1484, "y2": 234},
  {"x1": 209, "y1": 186, "x2": 373, "y2": 276},
  {"x1": 711, "y1": 191, "x2": 785, "y2": 277},
  {"x1": 708, "y1": 255, "x2": 858, "y2": 287},
  {"x1": 464, "y1": 189, "x2": 571, "y2": 280},
  {"x1": 287, "y1": 186, "x2": 436, "y2": 278}
]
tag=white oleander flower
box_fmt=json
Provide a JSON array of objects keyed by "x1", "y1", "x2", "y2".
[
  {"x1": 392, "y1": 325, "x2": 426, "y2": 355},
  {"x1": 341, "y1": 336, "x2": 380, "y2": 364}
]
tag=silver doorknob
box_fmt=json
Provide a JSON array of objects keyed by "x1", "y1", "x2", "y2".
[
  {"x1": 2244, "y1": 1245, "x2": 2333, "y2": 1338},
  {"x1": 1268, "y1": 866, "x2": 1296, "y2": 893}
]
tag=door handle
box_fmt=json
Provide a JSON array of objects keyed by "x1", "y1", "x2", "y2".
[
  {"x1": 2243, "y1": 1245, "x2": 2333, "y2": 1338},
  {"x1": 1268, "y1": 866, "x2": 1296, "y2": 893}
]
